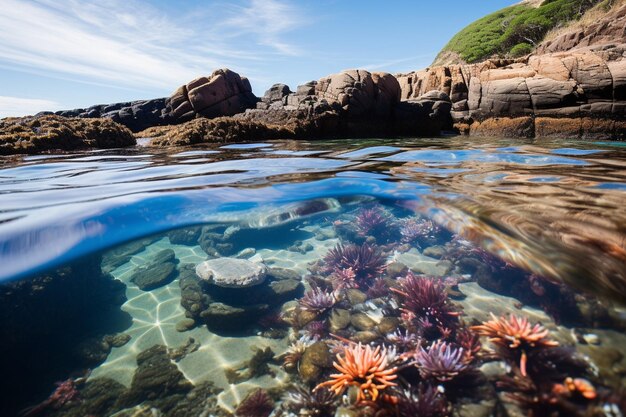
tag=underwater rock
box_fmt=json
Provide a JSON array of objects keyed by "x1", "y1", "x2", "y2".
[
  {"x1": 167, "y1": 227, "x2": 202, "y2": 246},
  {"x1": 200, "y1": 302, "x2": 269, "y2": 329},
  {"x1": 130, "y1": 249, "x2": 178, "y2": 291},
  {"x1": 299, "y1": 341, "x2": 332, "y2": 383},
  {"x1": 329, "y1": 308, "x2": 351, "y2": 332},
  {"x1": 352, "y1": 330, "x2": 379, "y2": 343},
  {"x1": 101, "y1": 237, "x2": 158, "y2": 273},
  {"x1": 345, "y1": 289, "x2": 367, "y2": 306},
  {"x1": 268, "y1": 267, "x2": 301, "y2": 281},
  {"x1": 269, "y1": 279, "x2": 304, "y2": 303},
  {"x1": 49, "y1": 378, "x2": 128, "y2": 417},
  {"x1": 166, "y1": 382, "x2": 221, "y2": 417},
  {"x1": 119, "y1": 345, "x2": 193, "y2": 408},
  {"x1": 196, "y1": 257, "x2": 267, "y2": 288},
  {"x1": 175, "y1": 318, "x2": 196, "y2": 332},
  {"x1": 423, "y1": 245, "x2": 445, "y2": 258},
  {"x1": 179, "y1": 264, "x2": 211, "y2": 321},
  {"x1": 168, "y1": 337, "x2": 200, "y2": 362},
  {"x1": 385, "y1": 261, "x2": 408, "y2": 278},
  {"x1": 110, "y1": 405, "x2": 163, "y2": 417},
  {"x1": 350, "y1": 312, "x2": 377, "y2": 331},
  {"x1": 377, "y1": 317, "x2": 401, "y2": 334}
]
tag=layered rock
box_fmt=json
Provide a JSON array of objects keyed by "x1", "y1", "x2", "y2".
[{"x1": 397, "y1": 49, "x2": 626, "y2": 139}]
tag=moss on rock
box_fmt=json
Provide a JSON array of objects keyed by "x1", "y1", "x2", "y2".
[
  {"x1": 137, "y1": 116, "x2": 295, "y2": 146},
  {"x1": 0, "y1": 115, "x2": 135, "y2": 155}
]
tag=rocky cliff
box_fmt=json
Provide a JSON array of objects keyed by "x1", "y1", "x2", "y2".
[{"x1": 398, "y1": 2, "x2": 626, "y2": 140}]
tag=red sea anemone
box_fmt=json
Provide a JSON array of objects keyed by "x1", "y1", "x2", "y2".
[{"x1": 235, "y1": 389, "x2": 274, "y2": 417}]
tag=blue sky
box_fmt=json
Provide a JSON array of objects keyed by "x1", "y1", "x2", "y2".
[{"x1": 0, "y1": 0, "x2": 518, "y2": 117}]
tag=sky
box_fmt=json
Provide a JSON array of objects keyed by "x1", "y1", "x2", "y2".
[{"x1": 0, "y1": 0, "x2": 518, "y2": 118}]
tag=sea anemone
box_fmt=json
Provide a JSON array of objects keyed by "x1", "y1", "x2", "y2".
[
  {"x1": 456, "y1": 328, "x2": 482, "y2": 363},
  {"x1": 283, "y1": 385, "x2": 337, "y2": 416},
  {"x1": 366, "y1": 277, "x2": 389, "y2": 299},
  {"x1": 304, "y1": 321, "x2": 328, "y2": 340},
  {"x1": 400, "y1": 218, "x2": 440, "y2": 244},
  {"x1": 470, "y1": 313, "x2": 559, "y2": 376},
  {"x1": 315, "y1": 342, "x2": 397, "y2": 402},
  {"x1": 283, "y1": 335, "x2": 316, "y2": 371},
  {"x1": 355, "y1": 207, "x2": 396, "y2": 240},
  {"x1": 392, "y1": 273, "x2": 459, "y2": 338},
  {"x1": 299, "y1": 287, "x2": 337, "y2": 314},
  {"x1": 323, "y1": 242, "x2": 386, "y2": 284},
  {"x1": 396, "y1": 384, "x2": 450, "y2": 417},
  {"x1": 385, "y1": 329, "x2": 420, "y2": 352},
  {"x1": 414, "y1": 340, "x2": 469, "y2": 382},
  {"x1": 330, "y1": 267, "x2": 358, "y2": 290},
  {"x1": 235, "y1": 389, "x2": 274, "y2": 417}
]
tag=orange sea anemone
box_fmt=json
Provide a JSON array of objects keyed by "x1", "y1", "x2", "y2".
[
  {"x1": 470, "y1": 313, "x2": 558, "y2": 376},
  {"x1": 315, "y1": 342, "x2": 397, "y2": 402}
]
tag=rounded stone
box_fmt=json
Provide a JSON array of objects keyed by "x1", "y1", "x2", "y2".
[{"x1": 195, "y1": 258, "x2": 267, "y2": 288}]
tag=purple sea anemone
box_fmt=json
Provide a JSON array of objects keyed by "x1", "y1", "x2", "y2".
[
  {"x1": 299, "y1": 287, "x2": 336, "y2": 313},
  {"x1": 330, "y1": 267, "x2": 358, "y2": 290},
  {"x1": 235, "y1": 389, "x2": 274, "y2": 417},
  {"x1": 392, "y1": 273, "x2": 459, "y2": 338},
  {"x1": 400, "y1": 218, "x2": 441, "y2": 243},
  {"x1": 366, "y1": 277, "x2": 389, "y2": 298},
  {"x1": 415, "y1": 340, "x2": 469, "y2": 382},
  {"x1": 396, "y1": 383, "x2": 450, "y2": 417},
  {"x1": 355, "y1": 207, "x2": 396, "y2": 239},
  {"x1": 323, "y1": 242, "x2": 386, "y2": 285},
  {"x1": 304, "y1": 320, "x2": 327, "y2": 340},
  {"x1": 385, "y1": 329, "x2": 421, "y2": 352}
]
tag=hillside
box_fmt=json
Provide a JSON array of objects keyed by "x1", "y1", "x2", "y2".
[{"x1": 433, "y1": 0, "x2": 612, "y2": 66}]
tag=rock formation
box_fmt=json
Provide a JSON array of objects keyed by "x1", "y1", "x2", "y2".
[
  {"x1": 397, "y1": 48, "x2": 626, "y2": 139},
  {"x1": 164, "y1": 68, "x2": 258, "y2": 124}
]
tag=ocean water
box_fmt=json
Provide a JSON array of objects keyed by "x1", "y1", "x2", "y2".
[{"x1": 0, "y1": 137, "x2": 625, "y2": 417}]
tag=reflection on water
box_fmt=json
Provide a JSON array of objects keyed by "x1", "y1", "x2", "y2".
[{"x1": 0, "y1": 137, "x2": 625, "y2": 416}]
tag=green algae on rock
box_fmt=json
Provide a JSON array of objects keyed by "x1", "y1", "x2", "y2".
[{"x1": 0, "y1": 115, "x2": 135, "y2": 155}]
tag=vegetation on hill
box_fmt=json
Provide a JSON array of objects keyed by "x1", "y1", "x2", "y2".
[{"x1": 435, "y1": 0, "x2": 606, "y2": 65}]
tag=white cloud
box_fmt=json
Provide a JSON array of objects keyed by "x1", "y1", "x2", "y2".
[
  {"x1": 0, "y1": 96, "x2": 62, "y2": 118},
  {"x1": 0, "y1": 0, "x2": 305, "y2": 93}
]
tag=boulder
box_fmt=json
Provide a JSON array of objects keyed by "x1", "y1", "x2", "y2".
[
  {"x1": 130, "y1": 249, "x2": 178, "y2": 291},
  {"x1": 196, "y1": 257, "x2": 267, "y2": 288},
  {"x1": 315, "y1": 69, "x2": 401, "y2": 118},
  {"x1": 164, "y1": 68, "x2": 258, "y2": 123}
]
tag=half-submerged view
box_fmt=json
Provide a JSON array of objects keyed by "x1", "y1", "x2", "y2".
[{"x1": 1, "y1": 1, "x2": 626, "y2": 417}]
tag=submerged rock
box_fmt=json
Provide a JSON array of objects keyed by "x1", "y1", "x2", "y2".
[
  {"x1": 119, "y1": 345, "x2": 193, "y2": 408},
  {"x1": 130, "y1": 249, "x2": 178, "y2": 291},
  {"x1": 196, "y1": 257, "x2": 267, "y2": 288}
]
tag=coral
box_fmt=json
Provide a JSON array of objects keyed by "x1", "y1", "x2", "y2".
[
  {"x1": 414, "y1": 340, "x2": 469, "y2": 382},
  {"x1": 396, "y1": 384, "x2": 450, "y2": 417},
  {"x1": 299, "y1": 287, "x2": 337, "y2": 314},
  {"x1": 282, "y1": 385, "x2": 337, "y2": 416},
  {"x1": 235, "y1": 389, "x2": 274, "y2": 417},
  {"x1": 471, "y1": 313, "x2": 558, "y2": 376},
  {"x1": 323, "y1": 243, "x2": 386, "y2": 285},
  {"x1": 315, "y1": 343, "x2": 397, "y2": 403},
  {"x1": 392, "y1": 273, "x2": 459, "y2": 338}
]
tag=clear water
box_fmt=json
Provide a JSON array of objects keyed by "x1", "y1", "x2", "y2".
[{"x1": 1, "y1": 137, "x2": 625, "y2": 417}]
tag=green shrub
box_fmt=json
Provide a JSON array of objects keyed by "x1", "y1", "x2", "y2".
[
  {"x1": 438, "y1": 0, "x2": 602, "y2": 63},
  {"x1": 510, "y1": 43, "x2": 534, "y2": 57}
]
